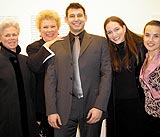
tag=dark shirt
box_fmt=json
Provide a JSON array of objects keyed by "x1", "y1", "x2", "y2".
[
  {"x1": 115, "y1": 41, "x2": 126, "y2": 60},
  {"x1": 69, "y1": 30, "x2": 85, "y2": 52},
  {"x1": 114, "y1": 42, "x2": 139, "y2": 100}
]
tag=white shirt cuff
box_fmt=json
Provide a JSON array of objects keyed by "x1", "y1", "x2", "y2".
[{"x1": 43, "y1": 43, "x2": 55, "y2": 63}]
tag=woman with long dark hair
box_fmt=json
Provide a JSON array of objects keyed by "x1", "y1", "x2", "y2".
[{"x1": 104, "y1": 16, "x2": 146, "y2": 137}]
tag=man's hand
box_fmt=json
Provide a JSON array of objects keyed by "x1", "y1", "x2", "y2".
[
  {"x1": 86, "y1": 108, "x2": 102, "y2": 124},
  {"x1": 48, "y1": 113, "x2": 62, "y2": 129}
]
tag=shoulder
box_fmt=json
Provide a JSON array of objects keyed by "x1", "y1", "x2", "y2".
[
  {"x1": 18, "y1": 54, "x2": 28, "y2": 60},
  {"x1": 50, "y1": 36, "x2": 68, "y2": 50},
  {"x1": 27, "y1": 39, "x2": 45, "y2": 48},
  {"x1": 136, "y1": 42, "x2": 147, "y2": 54},
  {"x1": 86, "y1": 33, "x2": 107, "y2": 43},
  {"x1": 133, "y1": 33, "x2": 143, "y2": 44}
]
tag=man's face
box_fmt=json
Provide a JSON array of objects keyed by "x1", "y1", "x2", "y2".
[{"x1": 65, "y1": 8, "x2": 87, "y2": 35}]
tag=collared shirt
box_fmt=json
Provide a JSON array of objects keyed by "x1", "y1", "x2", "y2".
[
  {"x1": 139, "y1": 51, "x2": 160, "y2": 117},
  {"x1": 69, "y1": 30, "x2": 85, "y2": 52},
  {"x1": 43, "y1": 43, "x2": 55, "y2": 63},
  {"x1": 140, "y1": 52, "x2": 160, "y2": 98}
]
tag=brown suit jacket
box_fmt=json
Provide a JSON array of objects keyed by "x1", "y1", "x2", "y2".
[{"x1": 44, "y1": 31, "x2": 112, "y2": 125}]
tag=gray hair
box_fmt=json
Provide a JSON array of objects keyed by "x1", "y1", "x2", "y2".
[{"x1": 0, "y1": 19, "x2": 20, "y2": 37}]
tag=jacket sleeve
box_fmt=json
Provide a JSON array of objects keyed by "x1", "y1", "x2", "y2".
[
  {"x1": 44, "y1": 56, "x2": 58, "y2": 115},
  {"x1": 26, "y1": 41, "x2": 52, "y2": 73}
]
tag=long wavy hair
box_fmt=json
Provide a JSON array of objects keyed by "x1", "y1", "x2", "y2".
[{"x1": 104, "y1": 16, "x2": 142, "y2": 71}]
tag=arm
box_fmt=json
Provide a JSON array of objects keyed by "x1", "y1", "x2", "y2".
[
  {"x1": 94, "y1": 37, "x2": 112, "y2": 111},
  {"x1": 87, "y1": 37, "x2": 112, "y2": 124},
  {"x1": 44, "y1": 56, "x2": 62, "y2": 128},
  {"x1": 26, "y1": 37, "x2": 63, "y2": 73},
  {"x1": 26, "y1": 40, "x2": 52, "y2": 73}
]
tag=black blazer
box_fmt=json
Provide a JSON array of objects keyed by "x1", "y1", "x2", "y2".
[
  {"x1": 0, "y1": 44, "x2": 37, "y2": 137},
  {"x1": 26, "y1": 39, "x2": 51, "y2": 118}
]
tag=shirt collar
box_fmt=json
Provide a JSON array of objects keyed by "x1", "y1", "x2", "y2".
[{"x1": 69, "y1": 30, "x2": 85, "y2": 42}]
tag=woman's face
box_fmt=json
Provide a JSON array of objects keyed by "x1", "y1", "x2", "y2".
[
  {"x1": 0, "y1": 26, "x2": 18, "y2": 52},
  {"x1": 105, "y1": 21, "x2": 126, "y2": 44},
  {"x1": 40, "y1": 19, "x2": 59, "y2": 42},
  {"x1": 143, "y1": 25, "x2": 160, "y2": 54}
]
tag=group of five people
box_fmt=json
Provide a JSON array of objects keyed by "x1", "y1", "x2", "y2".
[{"x1": 0, "y1": 2, "x2": 160, "y2": 137}]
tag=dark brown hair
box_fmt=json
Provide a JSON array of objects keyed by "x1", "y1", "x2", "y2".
[
  {"x1": 143, "y1": 20, "x2": 160, "y2": 33},
  {"x1": 65, "y1": 2, "x2": 86, "y2": 17},
  {"x1": 104, "y1": 16, "x2": 142, "y2": 71}
]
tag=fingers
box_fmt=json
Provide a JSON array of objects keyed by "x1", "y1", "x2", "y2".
[
  {"x1": 87, "y1": 115, "x2": 100, "y2": 124},
  {"x1": 48, "y1": 114, "x2": 62, "y2": 129},
  {"x1": 86, "y1": 111, "x2": 91, "y2": 120},
  {"x1": 56, "y1": 36, "x2": 64, "y2": 41},
  {"x1": 57, "y1": 117, "x2": 62, "y2": 126},
  {"x1": 49, "y1": 121, "x2": 60, "y2": 129},
  {"x1": 46, "y1": 37, "x2": 64, "y2": 48},
  {"x1": 86, "y1": 108, "x2": 102, "y2": 124}
]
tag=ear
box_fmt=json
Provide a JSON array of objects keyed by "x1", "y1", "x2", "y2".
[
  {"x1": 64, "y1": 16, "x2": 68, "y2": 24},
  {"x1": 85, "y1": 14, "x2": 87, "y2": 21},
  {"x1": 123, "y1": 25, "x2": 126, "y2": 33}
]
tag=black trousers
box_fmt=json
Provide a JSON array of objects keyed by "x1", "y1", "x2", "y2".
[
  {"x1": 143, "y1": 112, "x2": 160, "y2": 137},
  {"x1": 107, "y1": 98, "x2": 145, "y2": 137},
  {"x1": 54, "y1": 96, "x2": 102, "y2": 137}
]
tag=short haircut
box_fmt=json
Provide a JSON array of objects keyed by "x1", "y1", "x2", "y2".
[
  {"x1": 36, "y1": 9, "x2": 61, "y2": 31},
  {"x1": 65, "y1": 2, "x2": 86, "y2": 17},
  {"x1": 0, "y1": 19, "x2": 20, "y2": 37}
]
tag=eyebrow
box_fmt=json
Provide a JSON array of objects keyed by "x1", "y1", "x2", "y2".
[{"x1": 145, "y1": 32, "x2": 160, "y2": 35}]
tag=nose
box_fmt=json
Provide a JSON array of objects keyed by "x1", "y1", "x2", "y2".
[
  {"x1": 148, "y1": 36, "x2": 154, "y2": 41},
  {"x1": 48, "y1": 27, "x2": 53, "y2": 31},
  {"x1": 10, "y1": 35, "x2": 16, "y2": 39},
  {"x1": 112, "y1": 31, "x2": 117, "y2": 37},
  {"x1": 74, "y1": 16, "x2": 79, "y2": 21}
]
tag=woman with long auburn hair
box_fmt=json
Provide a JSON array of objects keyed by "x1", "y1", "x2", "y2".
[{"x1": 104, "y1": 16, "x2": 146, "y2": 137}]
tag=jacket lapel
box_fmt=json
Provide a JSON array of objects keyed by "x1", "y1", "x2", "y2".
[
  {"x1": 62, "y1": 35, "x2": 72, "y2": 58},
  {"x1": 145, "y1": 51, "x2": 160, "y2": 77},
  {"x1": 79, "y1": 32, "x2": 92, "y2": 57},
  {"x1": 62, "y1": 32, "x2": 92, "y2": 58}
]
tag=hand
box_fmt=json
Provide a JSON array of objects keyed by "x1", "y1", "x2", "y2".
[
  {"x1": 37, "y1": 121, "x2": 41, "y2": 125},
  {"x1": 86, "y1": 108, "x2": 102, "y2": 124},
  {"x1": 45, "y1": 37, "x2": 64, "y2": 48},
  {"x1": 48, "y1": 113, "x2": 62, "y2": 129}
]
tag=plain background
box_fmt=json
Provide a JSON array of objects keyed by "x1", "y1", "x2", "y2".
[
  {"x1": 0, "y1": 0, "x2": 160, "y2": 136},
  {"x1": 0, "y1": 0, "x2": 159, "y2": 55}
]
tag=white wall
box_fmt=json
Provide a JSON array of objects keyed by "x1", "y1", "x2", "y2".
[
  {"x1": 0, "y1": 0, "x2": 160, "y2": 55},
  {"x1": 1, "y1": 0, "x2": 159, "y2": 136}
]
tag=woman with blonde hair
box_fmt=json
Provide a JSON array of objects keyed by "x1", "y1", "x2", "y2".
[{"x1": 26, "y1": 9, "x2": 62, "y2": 137}]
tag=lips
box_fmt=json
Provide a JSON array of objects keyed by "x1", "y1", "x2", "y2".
[
  {"x1": 113, "y1": 36, "x2": 120, "y2": 41},
  {"x1": 73, "y1": 21, "x2": 81, "y2": 27},
  {"x1": 8, "y1": 41, "x2": 16, "y2": 45},
  {"x1": 46, "y1": 33, "x2": 55, "y2": 37},
  {"x1": 147, "y1": 43, "x2": 154, "y2": 47}
]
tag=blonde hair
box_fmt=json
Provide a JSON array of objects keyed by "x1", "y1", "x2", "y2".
[
  {"x1": 0, "y1": 19, "x2": 20, "y2": 37},
  {"x1": 36, "y1": 10, "x2": 61, "y2": 31}
]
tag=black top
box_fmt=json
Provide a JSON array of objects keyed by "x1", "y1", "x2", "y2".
[
  {"x1": 0, "y1": 43, "x2": 37, "y2": 137},
  {"x1": 113, "y1": 42, "x2": 142, "y2": 100},
  {"x1": 69, "y1": 30, "x2": 85, "y2": 51}
]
